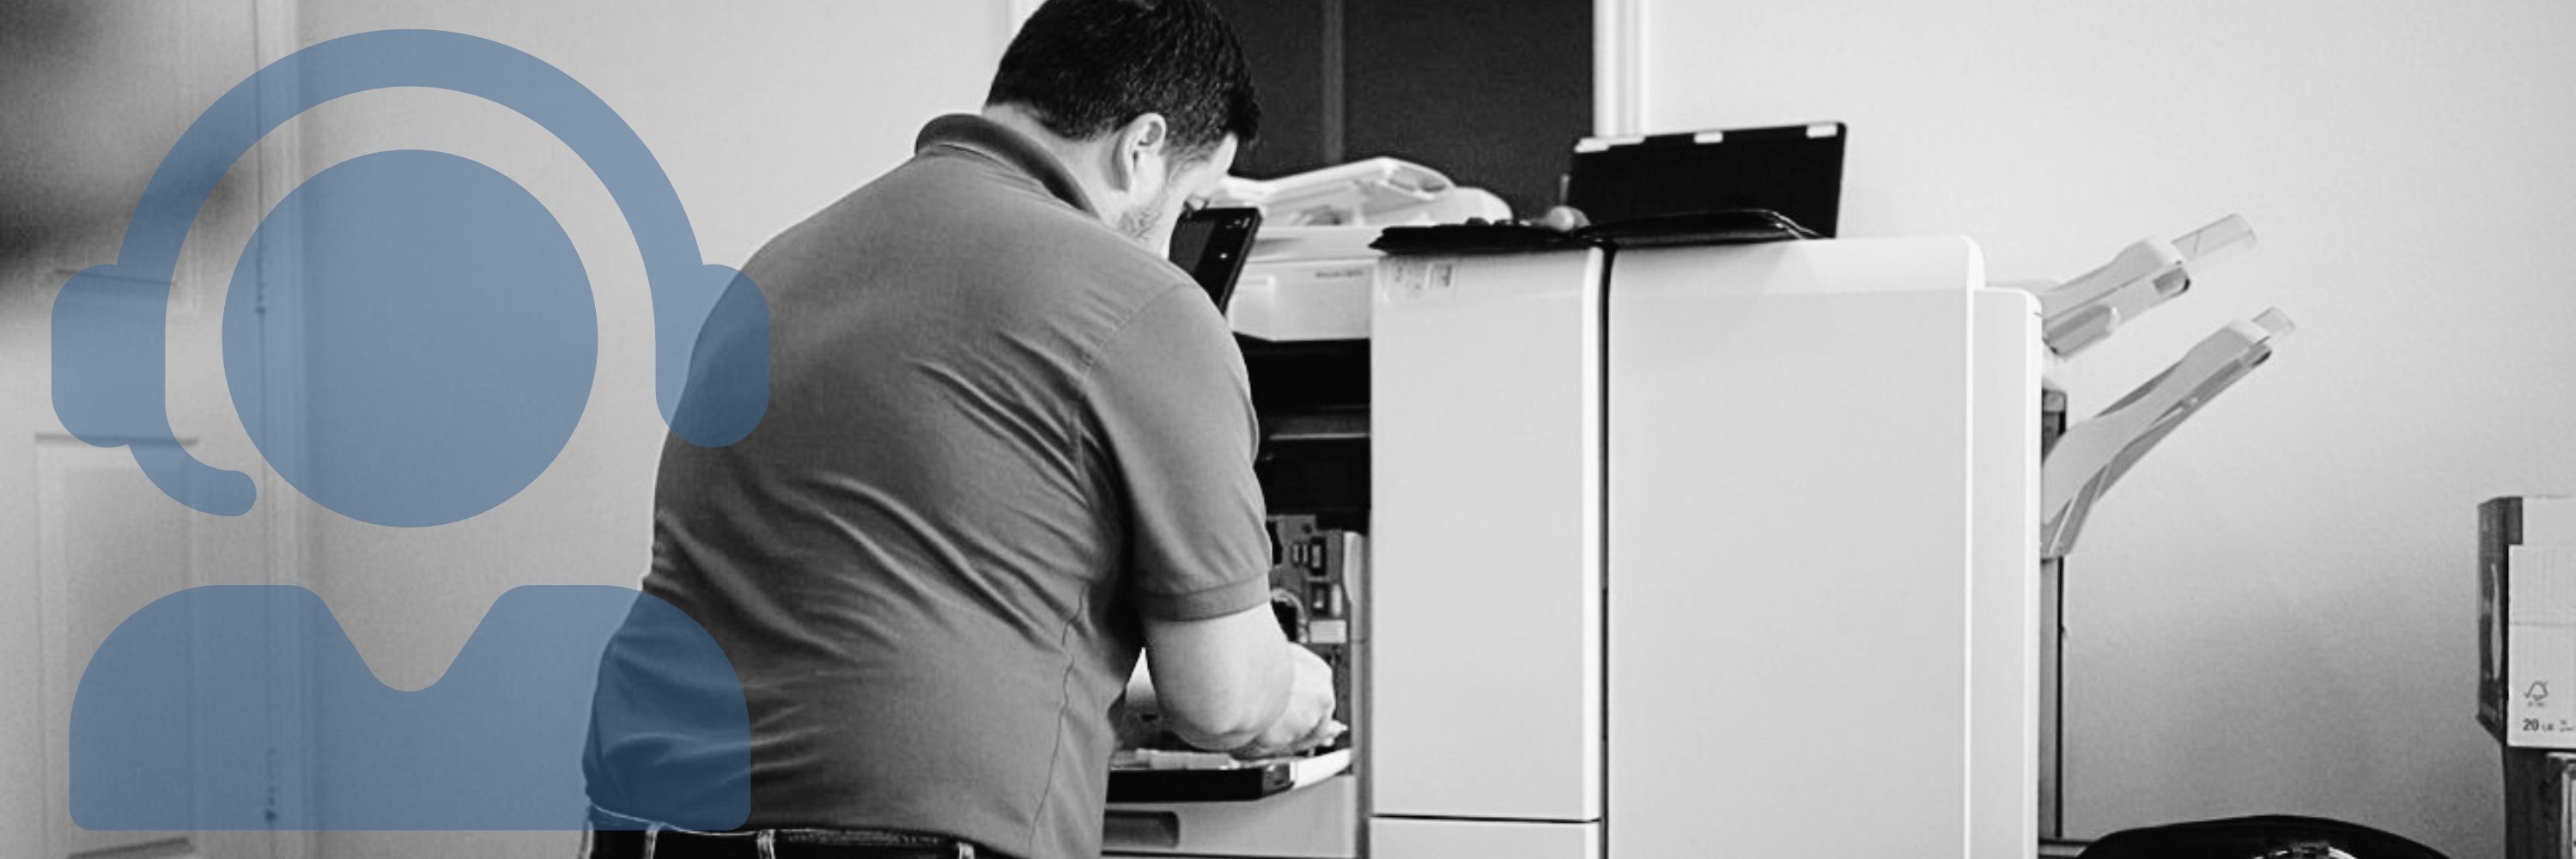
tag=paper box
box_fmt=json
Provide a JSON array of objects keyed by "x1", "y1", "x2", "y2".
[{"x1": 2484, "y1": 497, "x2": 2576, "y2": 746}]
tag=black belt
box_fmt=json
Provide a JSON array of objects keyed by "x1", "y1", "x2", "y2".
[{"x1": 587, "y1": 819, "x2": 983, "y2": 859}]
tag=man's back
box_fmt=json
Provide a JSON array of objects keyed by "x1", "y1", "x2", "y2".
[{"x1": 585, "y1": 115, "x2": 1273, "y2": 859}]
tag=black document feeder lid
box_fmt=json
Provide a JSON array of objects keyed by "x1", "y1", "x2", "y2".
[{"x1": 1566, "y1": 122, "x2": 1847, "y2": 238}]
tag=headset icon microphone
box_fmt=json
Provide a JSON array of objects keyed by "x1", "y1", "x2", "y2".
[{"x1": 52, "y1": 28, "x2": 769, "y2": 527}]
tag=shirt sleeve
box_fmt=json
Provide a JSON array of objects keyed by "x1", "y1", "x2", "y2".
[{"x1": 1081, "y1": 285, "x2": 1273, "y2": 622}]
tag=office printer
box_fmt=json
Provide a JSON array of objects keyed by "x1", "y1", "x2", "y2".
[
  {"x1": 1108, "y1": 221, "x2": 2041, "y2": 859},
  {"x1": 1104, "y1": 175, "x2": 2289, "y2": 858}
]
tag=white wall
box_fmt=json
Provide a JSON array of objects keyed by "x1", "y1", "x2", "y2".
[
  {"x1": 1633, "y1": 2, "x2": 2576, "y2": 857},
  {"x1": 269, "y1": 3, "x2": 1011, "y2": 856}
]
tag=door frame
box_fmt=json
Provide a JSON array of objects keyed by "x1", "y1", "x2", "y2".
[
  {"x1": 247, "y1": 0, "x2": 312, "y2": 855},
  {"x1": 1595, "y1": 0, "x2": 1642, "y2": 136}
]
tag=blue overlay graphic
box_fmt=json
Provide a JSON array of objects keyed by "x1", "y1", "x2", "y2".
[
  {"x1": 71, "y1": 586, "x2": 751, "y2": 831},
  {"x1": 56, "y1": 29, "x2": 763, "y2": 832},
  {"x1": 52, "y1": 28, "x2": 769, "y2": 526}
]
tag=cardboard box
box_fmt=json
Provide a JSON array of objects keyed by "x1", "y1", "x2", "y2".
[{"x1": 2484, "y1": 497, "x2": 2576, "y2": 746}]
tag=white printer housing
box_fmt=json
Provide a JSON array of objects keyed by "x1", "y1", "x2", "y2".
[
  {"x1": 1369, "y1": 238, "x2": 2040, "y2": 859},
  {"x1": 1108, "y1": 236, "x2": 2044, "y2": 859}
]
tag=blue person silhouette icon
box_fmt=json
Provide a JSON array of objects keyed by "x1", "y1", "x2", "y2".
[{"x1": 58, "y1": 29, "x2": 762, "y2": 832}]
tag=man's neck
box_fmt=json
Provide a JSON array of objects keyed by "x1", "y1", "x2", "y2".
[{"x1": 980, "y1": 104, "x2": 1117, "y2": 223}]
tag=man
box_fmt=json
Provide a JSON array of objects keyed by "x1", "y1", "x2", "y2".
[{"x1": 581, "y1": 2, "x2": 1340, "y2": 857}]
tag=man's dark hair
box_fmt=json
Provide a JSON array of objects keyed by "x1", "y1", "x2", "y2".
[{"x1": 986, "y1": 0, "x2": 1261, "y2": 160}]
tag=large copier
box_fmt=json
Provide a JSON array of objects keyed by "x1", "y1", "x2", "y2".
[{"x1": 1105, "y1": 161, "x2": 2287, "y2": 859}]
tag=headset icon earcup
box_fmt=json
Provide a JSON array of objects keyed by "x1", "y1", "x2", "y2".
[
  {"x1": 662, "y1": 261, "x2": 769, "y2": 449},
  {"x1": 51, "y1": 29, "x2": 769, "y2": 527}
]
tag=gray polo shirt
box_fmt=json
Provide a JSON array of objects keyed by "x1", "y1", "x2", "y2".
[{"x1": 586, "y1": 114, "x2": 1274, "y2": 859}]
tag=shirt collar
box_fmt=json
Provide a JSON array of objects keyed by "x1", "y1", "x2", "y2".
[{"x1": 915, "y1": 114, "x2": 1097, "y2": 216}]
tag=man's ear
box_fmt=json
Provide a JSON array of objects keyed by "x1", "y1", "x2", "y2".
[{"x1": 1106, "y1": 113, "x2": 1171, "y2": 193}]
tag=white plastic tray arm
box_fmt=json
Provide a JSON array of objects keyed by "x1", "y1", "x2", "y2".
[
  {"x1": 2015, "y1": 214, "x2": 2259, "y2": 357},
  {"x1": 2040, "y1": 308, "x2": 2296, "y2": 559}
]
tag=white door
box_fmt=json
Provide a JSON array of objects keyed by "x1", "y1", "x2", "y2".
[{"x1": 5, "y1": 2, "x2": 300, "y2": 856}]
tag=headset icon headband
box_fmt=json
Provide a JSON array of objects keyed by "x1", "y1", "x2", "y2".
[{"x1": 52, "y1": 29, "x2": 768, "y2": 527}]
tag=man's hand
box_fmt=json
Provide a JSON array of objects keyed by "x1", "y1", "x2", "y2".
[
  {"x1": 1226, "y1": 643, "x2": 1341, "y2": 760},
  {"x1": 1143, "y1": 604, "x2": 1326, "y2": 752}
]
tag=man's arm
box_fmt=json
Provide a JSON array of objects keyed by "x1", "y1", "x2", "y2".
[
  {"x1": 1084, "y1": 285, "x2": 1338, "y2": 756},
  {"x1": 1143, "y1": 606, "x2": 1339, "y2": 754}
]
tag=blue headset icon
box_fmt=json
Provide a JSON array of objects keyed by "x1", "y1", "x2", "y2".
[{"x1": 52, "y1": 30, "x2": 768, "y2": 527}]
